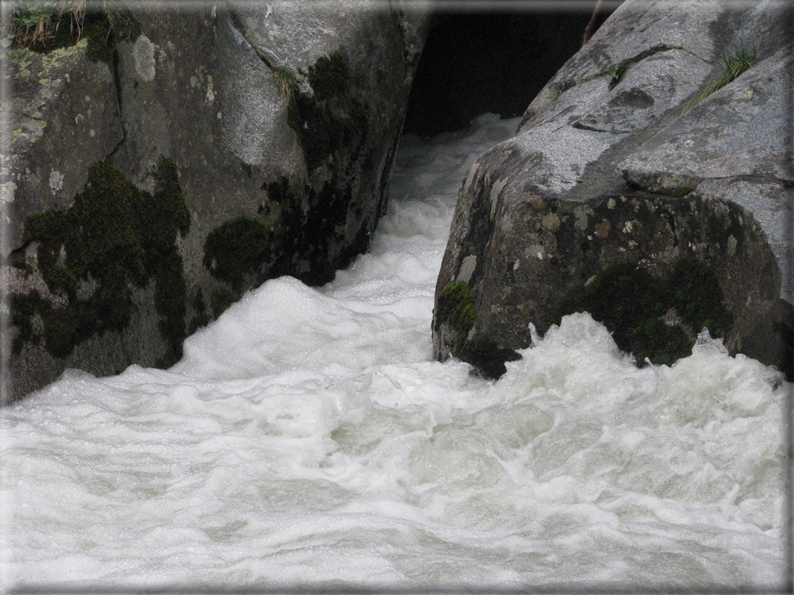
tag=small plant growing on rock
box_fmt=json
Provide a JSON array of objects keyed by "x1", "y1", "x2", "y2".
[
  {"x1": 6, "y1": 0, "x2": 83, "y2": 49},
  {"x1": 695, "y1": 43, "x2": 757, "y2": 102},
  {"x1": 273, "y1": 65, "x2": 299, "y2": 101},
  {"x1": 3, "y1": 0, "x2": 139, "y2": 60},
  {"x1": 606, "y1": 63, "x2": 626, "y2": 89}
]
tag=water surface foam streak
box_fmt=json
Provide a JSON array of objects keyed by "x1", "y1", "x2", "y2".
[{"x1": 1, "y1": 114, "x2": 789, "y2": 591}]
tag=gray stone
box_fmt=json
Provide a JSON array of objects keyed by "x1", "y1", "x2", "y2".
[
  {"x1": 521, "y1": 0, "x2": 724, "y2": 124},
  {"x1": 1, "y1": 40, "x2": 123, "y2": 249},
  {"x1": 697, "y1": 178, "x2": 793, "y2": 304},
  {"x1": 3, "y1": 2, "x2": 431, "y2": 402},
  {"x1": 621, "y1": 45, "x2": 793, "y2": 300},
  {"x1": 434, "y1": 0, "x2": 793, "y2": 380}
]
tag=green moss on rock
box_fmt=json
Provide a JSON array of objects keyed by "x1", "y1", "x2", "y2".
[
  {"x1": 14, "y1": 156, "x2": 190, "y2": 363},
  {"x1": 264, "y1": 171, "x2": 372, "y2": 287},
  {"x1": 550, "y1": 259, "x2": 733, "y2": 366},
  {"x1": 203, "y1": 216, "x2": 273, "y2": 291},
  {"x1": 308, "y1": 51, "x2": 351, "y2": 100},
  {"x1": 437, "y1": 281, "x2": 476, "y2": 345},
  {"x1": 628, "y1": 318, "x2": 691, "y2": 366},
  {"x1": 288, "y1": 51, "x2": 369, "y2": 172},
  {"x1": 435, "y1": 280, "x2": 519, "y2": 378},
  {"x1": 667, "y1": 258, "x2": 733, "y2": 337}
]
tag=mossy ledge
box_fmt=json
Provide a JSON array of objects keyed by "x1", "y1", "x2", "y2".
[
  {"x1": 12, "y1": 157, "x2": 190, "y2": 366},
  {"x1": 549, "y1": 259, "x2": 734, "y2": 366},
  {"x1": 435, "y1": 280, "x2": 520, "y2": 378},
  {"x1": 12, "y1": 5, "x2": 141, "y2": 63}
]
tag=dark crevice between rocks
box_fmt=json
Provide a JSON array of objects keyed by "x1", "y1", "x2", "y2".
[
  {"x1": 624, "y1": 173, "x2": 794, "y2": 201},
  {"x1": 226, "y1": 8, "x2": 281, "y2": 69},
  {"x1": 404, "y1": 10, "x2": 614, "y2": 137},
  {"x1": 107, "y1": 35, "x2": 127, "y2": 158}
]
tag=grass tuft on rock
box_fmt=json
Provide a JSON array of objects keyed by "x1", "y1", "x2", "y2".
[
  {"x1": 272, "y1": 64, "x2": 299, "y2": 101},
  {"x1": 5, "y1": 0, "x2": 140, "y2": 62},
  {"x1": 695, "y1": 43, "x2": 757, "y2": 103}
]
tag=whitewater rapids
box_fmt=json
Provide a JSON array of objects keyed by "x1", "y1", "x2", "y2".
[{"x1": 1, "y1": 114, "x2": 789, "y2": 590}]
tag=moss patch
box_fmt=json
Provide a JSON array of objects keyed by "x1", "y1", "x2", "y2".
[
  {"x1": 264, "y1": 172, "x2": 371, "y2": 287},
  {"x1": 203, "y1": 216, "x2": 273, "y2": 292},
  {"x1": 288, "y1": 51, "x2": 370, "y2": 172},
  {"x1": 549, "y1": 259, "x2": 733, "y2": 365},
  {"x1": 435, "y1": 280, "x2": 519, "y2": 378},
  {"x1": 272, "y1": 52, "x2": 373, "y2": 284},
  {"x1": 13, "y1": 157, "x2": 190, "y2": 364},
  {"x1": 187, "y1": 287, "x2": 211, "y2": 334},
  {"x1": 211, "y1": 286, "x2": 237, "y2": 319},
  {"x1": 309, "y1": 51, "x2": 351, "y2": 100},
  {"x1": 437, "y1": 281, "x2": 477, "y2": 350},
  {"x1": 606, "y1": 63, "x2": 626, "y2": 90}
]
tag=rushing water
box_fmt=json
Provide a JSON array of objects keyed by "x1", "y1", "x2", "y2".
[{"x1": 1, "y1": 114, "x2": 790, "y2": 591}]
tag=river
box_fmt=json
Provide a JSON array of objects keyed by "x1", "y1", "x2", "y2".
[{"x1": 1, "y1": 113, "x2": 789, "y2": 591}]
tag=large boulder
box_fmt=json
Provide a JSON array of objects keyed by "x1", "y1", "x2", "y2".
[
  {"x1": 433, "y1": 0, "x2": 793, "y2": 379},
  {"x1": 2, "y1": 2, "x2": 431, "y2": 402}
]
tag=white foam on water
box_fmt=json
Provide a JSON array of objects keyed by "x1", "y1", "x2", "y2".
[{"x1": 1, "y1": 113, "x2": 789, "y2": 591}]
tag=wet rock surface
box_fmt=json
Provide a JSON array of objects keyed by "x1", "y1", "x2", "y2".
[
  {"x1": 434, "y1": 0, "x2": 794, "y2": 379},
  {"x1": 3, "y1": 2, "x2": 430, "y2": 401}
]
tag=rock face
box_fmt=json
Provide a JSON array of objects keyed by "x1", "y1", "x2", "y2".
[
  {"x1": 2, "y1": 2, "x2": 430, "y2": 402},
  {"x1": 434, "y1": 0, "x2": 793, "y2": 379}
]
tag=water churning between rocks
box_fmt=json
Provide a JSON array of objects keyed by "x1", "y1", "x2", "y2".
[{"x1": 1, "y1": 114, "x2": 789, "y2": 590}]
